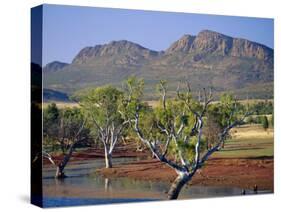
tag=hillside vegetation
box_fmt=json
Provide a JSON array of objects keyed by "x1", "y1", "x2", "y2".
[{"x1": 43, "y1": 30, "x2": 273, "y2": 100}]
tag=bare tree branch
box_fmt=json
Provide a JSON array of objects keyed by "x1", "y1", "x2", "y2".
[{"x1": 42, "y1": 151, "x2": 56, "y2": 166}]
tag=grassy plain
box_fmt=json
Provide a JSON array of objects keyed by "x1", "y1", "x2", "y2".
[{"x1": 214, "y1": 124, "x2": 273, "y2": 159}]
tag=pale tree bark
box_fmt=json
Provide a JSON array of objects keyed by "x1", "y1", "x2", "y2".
[
  {"x1": 104, "y1": 145, "x2": 113, "y2": 168},
  {"x1": 167, "y1": 173, "x2": 191, "y2": 200},
  {"x1": 92, "y1": 117, "x2": 129, "y2": 168},
  {"x1": 104, "y1": 178, "x2": 112, "y2": 192},
  {"x1": 128, "y1": 80, "x2": 250, "y2": 200},
  {"x1": 42, "y1": 151, "x2": 66, "y2": 178}
]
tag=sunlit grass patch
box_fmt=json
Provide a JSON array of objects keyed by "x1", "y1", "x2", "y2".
[{"x1": 213, "y1": 124, "x2": 273, "y2": 159}]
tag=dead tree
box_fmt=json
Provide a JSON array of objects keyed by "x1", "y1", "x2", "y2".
[{"x1": 125, "y1": 79, "x2": 250, "y2": 199}]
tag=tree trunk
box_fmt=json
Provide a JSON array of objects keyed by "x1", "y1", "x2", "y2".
[
  {"x1": 104, "y1": 178, "x2": 112, "y2": 192},
  {"x1": 167, "y1": 173, "x2": 190, "y2": 200},
  {"x1": 104, "y1": 148, "x2": 113, "y2": 168},
  {"x1": 55, "y1": 144, "x2": 75, "y2": 179},
  {"x1": 55, "y1": 165, "x2": 66, "y2": 179}
]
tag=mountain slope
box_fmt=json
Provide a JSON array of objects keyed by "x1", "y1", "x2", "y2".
[
  {"x1": 44, "y1": 30, "x2": 273, "y2": 100},
  {"x1": 72, "y1": 40, "x2": 161, "y2": 66},
  {"x1": 165, "y1": 30, "x2": 272, "y2": 61},
  {"x1": 43, "y1": 61, "x2": 69, "y2": 73}
]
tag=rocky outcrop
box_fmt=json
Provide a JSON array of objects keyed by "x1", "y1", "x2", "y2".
[
  {"x1": 165, "y1": 30, "x2": 273, "y2": 61},
  {"x1": 165, "y1": 34, "x2": 196, "y2": 54},
  {"x1": 65, "y1": 30, "x2": 273, "y2": 66},
  {"x1": 189, "y1": 30, "x2": 233, "y2": 56},
  {"x1": 231, "y1": 38, "x2": 273, "y2": 61},
  {"x1": 72, "y1": 40, "x2": 159, "y2": 65}
]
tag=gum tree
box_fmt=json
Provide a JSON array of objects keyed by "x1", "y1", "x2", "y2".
[
  {"x1": 122, "y1": 78, "x2": 250, "y2": 199},
  {"x1": 80, "y1": 86, "x2": 130, "y2": 168},
  {"x1": 42, "y1": 103, "x2": 88, "y2": 178}
]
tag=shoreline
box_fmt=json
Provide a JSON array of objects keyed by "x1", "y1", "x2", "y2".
[
  {"x1": 97, "y1": 157, "x2": 273, "y2": 191},
  {"x1": 43, "y1": 146, "x2": 273, "y2": 192}
]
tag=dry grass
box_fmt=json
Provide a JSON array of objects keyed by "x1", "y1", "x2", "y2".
[
  {"x1": 231, "y1": 124, "x2": 273, "y2": 139},
  {"x1": 43, "y1": 101, "x2": 79, "y2": 109},
  {"x1": 213, "y1": 124, "x2": 274, "y2": 159}
]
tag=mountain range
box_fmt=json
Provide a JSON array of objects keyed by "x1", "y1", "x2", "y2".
[{"x1": 43, "y1": 30, "x2": 274, "y2": 100}]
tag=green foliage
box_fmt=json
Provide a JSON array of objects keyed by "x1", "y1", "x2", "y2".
[
  {"x1": 204, "y1": 111, "x2": 222, "y2": 149},
  {"x1": 43, "y1": 103, "x2": 90, "y2": 152},
  {"x1": 220, "y1": 93, "x2": 235, "y2": 126},
  {"x1": 119, "y1": 77, "x2": 144, "y2": 120},
  {"x1": 44, "y1": 103, "x2": 59, "y2": 124},
  {"x1": 206, "y1": 93, "x2": 243, "y2": 131},
  {"x1": 122, "y1": 78, "x2": 210, "y2": 165},
  {"x1": 262, "y1": 116, "x2": 269, "y2": 131},
  {"x1": 217, "y1": 93, "x2": 242, "y2": 127},
  {"x1": 43, "y1": 103, "x2": 60, "y2": 144},
  {"x1": 60, "y1": 107, "x2": 89, "y2": 143},
  {"x1": 246, "y1": 115, "x2": 272, "y2": 127},
  {"x1": 81, "y1": 86, "x2": 122, "y2": 122},
  {"x1": 245, "y1": 115, "x2": 255, "y2": 124},
  {"x1": 250, "y1": 100, "x2": 273, "y2": 115},
  {"x1": 80, "y1": 85, "x2": 126, "y2": 145}
]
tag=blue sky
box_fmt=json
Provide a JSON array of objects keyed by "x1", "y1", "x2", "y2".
[{"x1": 42, "y1": 4, "x2": 274, "y2": 66}]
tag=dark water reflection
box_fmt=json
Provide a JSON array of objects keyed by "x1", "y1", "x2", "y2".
[{"x1": 42, "y1": 157, "x2": 267, "y2": 207}]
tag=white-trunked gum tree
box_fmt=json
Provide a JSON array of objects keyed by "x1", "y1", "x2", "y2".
[
  {"x1": 80, "y1": 86, "x2": 130, "y2": 168},
  {"x1": 122, "y1": 77, "x2": 250, "y2": 200}
]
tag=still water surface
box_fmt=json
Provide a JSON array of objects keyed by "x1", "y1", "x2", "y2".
[{"x1": 43, "y1": 157, "x2": 252, "y2": 207}]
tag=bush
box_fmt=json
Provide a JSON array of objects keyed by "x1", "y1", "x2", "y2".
[
  {"x1": 250, "y1": 101, "x2": 273, "y2": 115},
  {"x1": 245, "y1": 115, "x2": 254, "y2": 124},
  {"x1": 271, "y1": 113, "x2": 274, "y2": 127},
  {"x1": 262, "y1": 116, "x2": 269, "y2": 131}
]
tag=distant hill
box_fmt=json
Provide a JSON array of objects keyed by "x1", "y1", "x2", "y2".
[
  {"x1": 43, "y1": 30, "x2": 274, "y2": 100},
  {"x1": 43, "y1": 89, "x2": 70, "y2": 102},
  {"x1": 43, "y1": 61, "x2": 69, "y2": 73},
  {"x1": 72, "y1": 40, "x2": 161, "y2": 66}
]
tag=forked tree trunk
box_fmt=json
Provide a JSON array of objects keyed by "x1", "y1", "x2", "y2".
[
  {"x1": 167, "y1": 173, "x2": 191, "y2": 200},
  {"x1": 55, "y1": 145, "x2": 75, "y2": 179},
  {"x1": 104, "y1": 147, "x2": 113, "y2": 168}
]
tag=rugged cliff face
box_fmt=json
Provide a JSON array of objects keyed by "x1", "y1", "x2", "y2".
[
  {"x1": 72, "y1": 40, "x2": 160, "y2": 66},
  {"x1": 165, "y1": 34, "x2": 196, "y2": 54},
  {"x1": 165, "y1": 30, "x2": 272, "y2": 61},
  {"x1": 43, "y1": 30, "x2": 274, "y2": 99},
  {"x1": 231, "y1": 38, "x2": 273, "y2": 61},
  {"x1": 190, "y1": 30, "x2": 233, "y2": 56}
]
